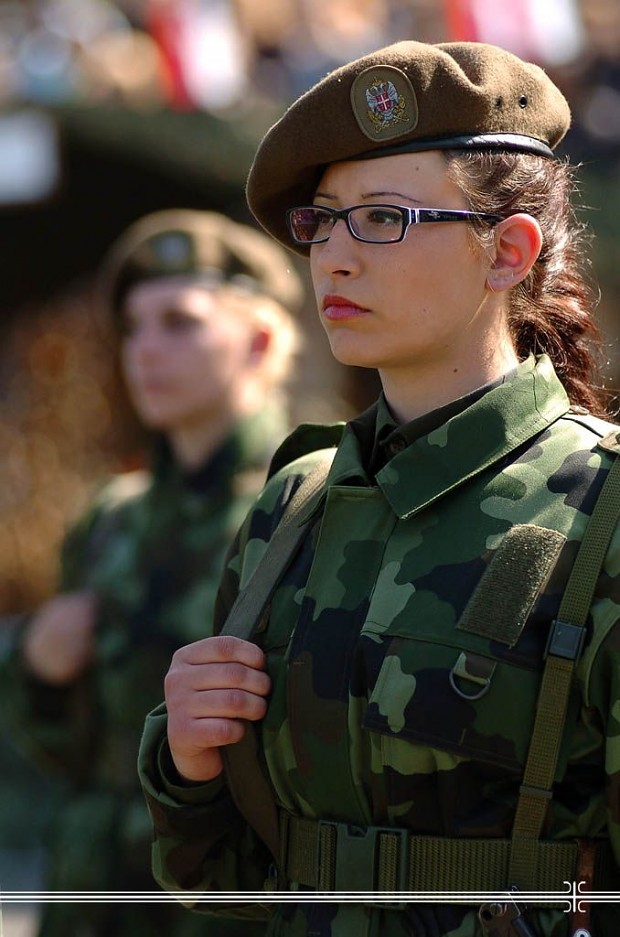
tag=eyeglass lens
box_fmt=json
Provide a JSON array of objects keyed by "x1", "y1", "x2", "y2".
[{"x1": 289, "y1": 205, "x2": 404, "y2": 243}]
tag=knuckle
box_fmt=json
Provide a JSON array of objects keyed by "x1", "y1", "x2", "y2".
[
  {"x1": 225, "y1": 661, "x2": 250, "y2": 688},
  {"x1": 164, "y1": 666, "x2": 186, "y2": 699},
  {"x1": 214, "y1": 635, "x2": 242, "y2": 660},
  {"x1": 209, "y1": 719, "x2": 243, "y2": 746},
  {"x1": 222, "y1": 687, "x2": 246, "y2": 711}
]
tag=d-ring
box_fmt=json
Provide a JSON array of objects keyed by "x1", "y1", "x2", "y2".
[{"x1": 448, "y1": 670, "x2": 491, "y2": 700}]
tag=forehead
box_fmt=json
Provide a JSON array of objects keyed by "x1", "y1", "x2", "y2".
[
  {"x1": 314, "y1": 150, "x2": 459, "y2": 202},
  {"x1": 123, "y1": 276, "x2": 219, "y2": 314}
]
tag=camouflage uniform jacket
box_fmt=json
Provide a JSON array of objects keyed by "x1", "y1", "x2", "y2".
[
  {"x1": 139, "y1": 356, "x2": 620, "y2": 937},
  {"x1": 2, "y1": 406, "x2": 287, "y2": 923}
]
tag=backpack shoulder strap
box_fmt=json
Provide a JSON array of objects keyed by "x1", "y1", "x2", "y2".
[
  {"x1": 509, "y1": 436, "x2": 620, "y2": 888},
  {"x1": 220, "y1": 451, "x2": 334, "y2": 642},
  {"x1": 220, "y1": 451, "x2": 334, "y2": 865}
]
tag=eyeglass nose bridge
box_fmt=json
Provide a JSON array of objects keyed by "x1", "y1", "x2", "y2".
[{"x1": 324, "y1": 206, "x2": 361, "y2": 242}]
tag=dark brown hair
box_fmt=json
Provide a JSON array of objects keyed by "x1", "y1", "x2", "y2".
[{"x1": 445, "y1": 151, "x2": 610, "y2": 417}]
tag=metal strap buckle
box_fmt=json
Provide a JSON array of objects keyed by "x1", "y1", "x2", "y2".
[
  {"x1": 545, "y1": 618, "x2": 585, "y2": 661},
  {"x1": 316, "y1": 821, "x2": 408, "y2": 899}
]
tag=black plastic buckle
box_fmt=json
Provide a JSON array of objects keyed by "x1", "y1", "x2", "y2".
[
  {"x1": 316, "y1": 821, "x2": 408, "y2": 902},
  {"x1": 545, "y1": 618, "x2": 586, "y2": 661}
]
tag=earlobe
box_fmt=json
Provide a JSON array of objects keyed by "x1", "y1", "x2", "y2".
[{"x1": 486, "y1": 213, "x2": 542, "y2": 293}]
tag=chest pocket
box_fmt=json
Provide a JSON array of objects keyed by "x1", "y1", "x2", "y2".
[
  {"x1": 362, "y1": 635, "x2": 539, "y2": 771},
  {"x1": 361, "y1": 524, "x2": 568, "y2": 773}
]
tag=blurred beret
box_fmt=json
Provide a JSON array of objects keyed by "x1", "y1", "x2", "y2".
[
  {"x1": 246, "y1": 40, "x2": 571, "y2": 252},
  {"x1": 100, "y1": 208, "x2": 304, "y2": 313}
]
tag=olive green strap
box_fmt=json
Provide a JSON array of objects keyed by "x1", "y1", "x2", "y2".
[
  {"x1": 220, "y1": 453, "x2": 334, "y2": 863},
  {"x1": 220, "y1": 453, "x2": 334, "y2": 640},
  {"x1": 509, "y1": 447, "x2": 620, "y2": 889},
  {"x1": 281, "y1": 811, "x2": 617, "y2": 897}
]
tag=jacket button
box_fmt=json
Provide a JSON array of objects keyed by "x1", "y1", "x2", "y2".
[{"x1": 387, "y1": 436, "x2": 407, "y2": 456}]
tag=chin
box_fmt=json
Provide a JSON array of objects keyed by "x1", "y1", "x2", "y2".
[
  {"x1": 327, "y1": 334, "x2": 384, "y2": 370},
  {"x1": 135, "y1": 408, "x2": 176, "y2": 431}
]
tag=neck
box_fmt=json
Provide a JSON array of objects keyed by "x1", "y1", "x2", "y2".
[
  {"x1": 168, "y1": 409, "x2": 240, "y2": 471},
  {"x1": 165, "y1": 376, "x2": 269, "y2": 470},
  {"x1": 380, "y1": 341, "x2": 519, "y2": 425}
]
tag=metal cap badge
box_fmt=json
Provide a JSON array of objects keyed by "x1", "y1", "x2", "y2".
[{"x1": 350, "y1": 66, "x2": 418, "y2": 142}]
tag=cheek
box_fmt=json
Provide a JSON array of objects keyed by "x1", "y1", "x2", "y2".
[
  {"x1": 189, "y1": 332, "x2": 248, "y2": 385},
  {"x1": 120, "y1": 344, "x2": 139, "y2": 386}
]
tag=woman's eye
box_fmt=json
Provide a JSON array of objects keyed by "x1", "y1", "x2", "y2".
[
  {"x1": 314, "y1": 213, "x2": 333, "y2": 232},
  {"x1": 366, "y1": 209, "x2": 400, "y2": 227},
  {"x1": 163, "y1": 311, "x2": 196, "y2": 331}
]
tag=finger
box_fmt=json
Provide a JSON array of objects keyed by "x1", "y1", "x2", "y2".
[
  {"x1": 183, "y1": 661, "x2": 271, "y2": 696},
  {"x1": 192, "y1": 717, "x2": 246, "y2": 747},
  {"x1": 165, "y1": 661, "x2": 271, "y2": 702},
  {"x1": 166, "y1": 687, "x2": 267, "y2": 720},
  {"x1": 176, "y1": 687, "x2": 270, "y2": 722},
  {"x1": 175, "y1": 635, "x2": 267, "y2": 670},
  {"x1": 169, "y1": 715, "x2": 246, "y2": 755}
]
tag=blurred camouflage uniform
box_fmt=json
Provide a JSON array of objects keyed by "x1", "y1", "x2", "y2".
[
  {"x1": 140, "y1": 355, "x2": 620, "y2": 936},
  {"x1": 3, "y1": 407, "x2": 285, "y2": 937}
]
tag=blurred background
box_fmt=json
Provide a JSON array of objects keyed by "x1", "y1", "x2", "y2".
[
  {"x1": 1, "y1": 0, "x2": 620, "y2": 926},
  {"x1": 2, "y1": 0, "x2": 620, "y2": 622}
]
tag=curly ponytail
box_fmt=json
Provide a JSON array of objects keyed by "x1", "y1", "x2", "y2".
[{"x1": 445, "y1": 151, "x2": 610, "y2": 417}]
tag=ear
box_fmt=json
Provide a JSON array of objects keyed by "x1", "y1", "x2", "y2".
[
  {"x1": 486, "y1": 213, "x2": 542, "y2": 292},
  {"x1": 248, "y1": 324, "x2": 272, "y2": 362}
]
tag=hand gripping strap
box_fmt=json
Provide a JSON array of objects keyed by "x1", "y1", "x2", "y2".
[
  {"x1": 509, "y1": 448, "x2": 620, "y2": 889},
  {"x1": 220, "y1": 453, "x2": 334, "y2": 864}
]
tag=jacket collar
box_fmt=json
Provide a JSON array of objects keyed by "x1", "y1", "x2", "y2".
[
  {"x1": 326, "y1": 355, "x2": 570, "y2": 519},
  {"x1": 152, "y1": 404, "x2": 289, "y2": 495}
]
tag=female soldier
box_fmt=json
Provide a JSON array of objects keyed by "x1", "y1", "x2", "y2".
[
  {"x1": 139, "y1": 42, "x2": 620, "y2": 936},
  {"x1": 4, "y1": 209, "x2": 302, "y2": 937}
]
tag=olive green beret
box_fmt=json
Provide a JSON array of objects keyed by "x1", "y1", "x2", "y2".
[
  {"x1": 101, "y1": 208, "x2": 304, "y2": 313},
  {"x1": 246, "y1": 40, "x2": 571, "y2": 253}
]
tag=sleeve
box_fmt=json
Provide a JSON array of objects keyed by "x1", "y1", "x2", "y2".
[
  {"x1": 136, "y1": 512, "x2": 275, "y2": 911},
  {"x1": 1, "y1": 641, "x2": 96, "y2": 779},
  {"x1": 138, "y1": 703, "x2": 273, "y2": 916},
  {"x1": 136, "y1": 460, "x2": 310, "y2": 905},
  {"x1": 0, "y1": 497, "x2": 111, "y2": 779}
]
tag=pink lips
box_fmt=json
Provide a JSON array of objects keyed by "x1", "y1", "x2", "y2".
[{"x1": 322, "y1": 294, "x2": 369, "y2": 321}]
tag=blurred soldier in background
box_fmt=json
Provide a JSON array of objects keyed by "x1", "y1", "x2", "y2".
[{"x1": 1, "y1": 208, "x2": 304, "y2": 937}]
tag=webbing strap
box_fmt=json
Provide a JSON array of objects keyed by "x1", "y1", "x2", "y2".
[
  {"x1": 509, "y1": 451, "x2": 620, "y2": 888},
  {"x1": 220, "y1": 453, "x2": 334, "y2": 863},
  {"x1": 220, "y1": 453, "x2": 334, "y2": 641},
  {"x1": 559, "y1": 452, "x2": 620, "y2": 624},
  {"x1": 281, "y1": 812, "x2": 619, "y2": 897}
]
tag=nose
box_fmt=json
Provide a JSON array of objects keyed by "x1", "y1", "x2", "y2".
[
  {"x1": 124, "y1": 326, "x2": 165, "y2": 365},
  {"x1": 311, "y1": 218, "x2": 362, "y2": 278}
]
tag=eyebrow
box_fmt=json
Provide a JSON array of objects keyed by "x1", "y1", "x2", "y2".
[{"x1": 314, "y1": 189, "x2": 423, "y2": 205}]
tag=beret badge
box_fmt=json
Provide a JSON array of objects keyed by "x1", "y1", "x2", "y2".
[
  {"x1": 148, "y1": 231, "x2": 195, "y2": 271},
  {"x1": 351, "y1": 65, "x2": 418, "y2": 142}
]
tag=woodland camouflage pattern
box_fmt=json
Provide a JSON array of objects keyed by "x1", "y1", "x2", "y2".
[
  {"x1": 139, "y1": 356, "x2": 620, "y2": 936},
  {"x1": 2, "y1": 408, "x2": 286, "y2": 937}
]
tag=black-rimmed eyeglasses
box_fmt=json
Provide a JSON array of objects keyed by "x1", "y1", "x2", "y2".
[{"x1": 287, "y1": 204, "x2": 503, "y2": 245}]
